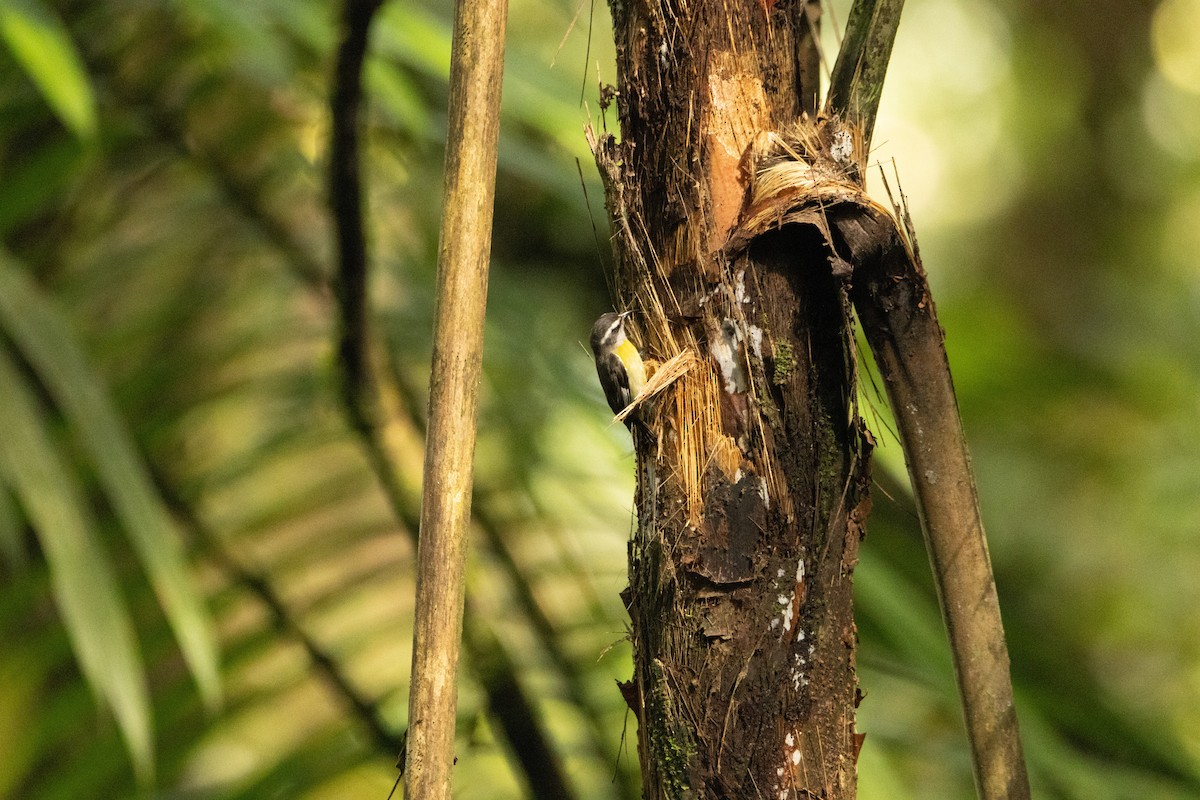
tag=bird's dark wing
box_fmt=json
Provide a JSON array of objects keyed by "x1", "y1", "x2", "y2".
[{"x1": 597, "y1": 351, "x2": 632, "y2": 416}]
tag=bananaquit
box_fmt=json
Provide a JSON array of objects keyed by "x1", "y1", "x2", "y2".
[{"x1": 590, "y1": 311, "x2": 647, "y2": 427}]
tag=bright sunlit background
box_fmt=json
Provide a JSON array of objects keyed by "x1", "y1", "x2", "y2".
[{"x1": 0, "y1": 0, "x2": 1197, "y2": 797}]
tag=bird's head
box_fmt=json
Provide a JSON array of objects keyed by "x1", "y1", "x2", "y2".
[{"x1": 590, "y1": 310, "x2": 632, "y2": 355}]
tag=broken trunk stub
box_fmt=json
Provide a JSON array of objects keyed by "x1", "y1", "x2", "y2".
[{"x1": 722, "y1": 121, "x2": 894, "y2": 265}]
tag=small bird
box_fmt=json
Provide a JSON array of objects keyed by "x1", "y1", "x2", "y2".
[{"x1": 590, "y1": 311, "x2": 647, "y2": 427}]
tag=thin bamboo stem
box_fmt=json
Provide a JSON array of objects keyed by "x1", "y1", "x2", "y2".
[{"x1": 404, "y1": 0, "x2": 508, "y2": 796}]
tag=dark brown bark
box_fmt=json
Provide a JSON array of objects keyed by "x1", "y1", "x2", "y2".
[{"x1": 593, "y1": 2, "x2": 869, "y2": 797}]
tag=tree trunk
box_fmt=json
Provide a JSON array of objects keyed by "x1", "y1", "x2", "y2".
[{"x1": 592, "y1": 2, "x2": 871, "y2": 797}]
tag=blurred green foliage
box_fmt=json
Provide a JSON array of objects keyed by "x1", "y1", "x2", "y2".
[{"x1": 0, "y1": 0, "x2": 1197, "y2": 797}]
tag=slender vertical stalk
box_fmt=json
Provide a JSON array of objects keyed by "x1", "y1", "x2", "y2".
[{"x1": 405, "y1": 0, "x2": 508, "y2": 796}]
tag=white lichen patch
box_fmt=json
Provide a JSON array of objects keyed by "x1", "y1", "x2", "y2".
[
  {"x1": 734, "y1": 268, "x2": 748, "y2": 304},
  {"x1": 774, "y1": 730, "x2": 806, "y2": 799},
  {"x1": 771, "y1": 556, "x2": 808, "y2": 636},
  {"x1": 772, "y1": 587, "x2": 794, "y2": 634},
  {"x1": 830, "y1": 127, "x2": 854, "y2": 164},
  {"x1": 746, "y1": 323, "x2": 764, "y2": 362},
  {"x1": 790, "y1": 652, "x2": 809, "y2": 691},
  {"x1": 711, "y1": 318, "x2": 747, "y2": 394}
]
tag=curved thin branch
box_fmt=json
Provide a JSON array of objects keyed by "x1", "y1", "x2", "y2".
[
  {"x1": 838, "y1": 204, "x2": 1031, "y2": 800},
  {"x1": 823, "y1": 8, "x2": 1029, "y2": 793}
]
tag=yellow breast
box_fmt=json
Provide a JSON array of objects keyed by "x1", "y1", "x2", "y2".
[{"x1": 615, "y1": 339, "x2": 647, "y2": 398}]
